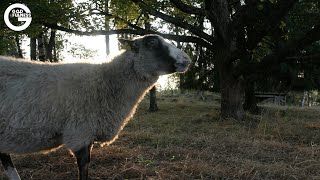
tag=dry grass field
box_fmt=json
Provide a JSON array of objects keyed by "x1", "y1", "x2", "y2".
[{"x1": 1, "y1": 93, "x2": 320, "y2": 179}]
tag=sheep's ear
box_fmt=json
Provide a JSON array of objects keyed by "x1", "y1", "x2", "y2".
[{"x1": 118, "y1": 39, "x2": 138, "y2": 51}]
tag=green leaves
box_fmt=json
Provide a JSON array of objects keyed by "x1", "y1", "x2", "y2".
[
  {"x1": 109, "y1": 0, "x2": 141, "y2": 29},
  {"x1": 68, "y1": 42, "x2": 98, "y2": 59}
]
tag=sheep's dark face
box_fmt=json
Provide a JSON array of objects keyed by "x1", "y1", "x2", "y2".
[{"x1": 119, "y1": 34, "x2": 191, "y2": 76}]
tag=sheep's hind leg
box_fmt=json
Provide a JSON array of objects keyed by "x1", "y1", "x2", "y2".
[
  {"x1": 0, "y1": 153, "x2": 21, "y2": 180},
  {"x1": 73, "y1": 144, "x2": 93, "y2": 180}
]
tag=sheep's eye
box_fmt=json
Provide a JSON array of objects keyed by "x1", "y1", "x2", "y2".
[{"x1": 146, "y1": 39, "x2": 159, "y2": 48}]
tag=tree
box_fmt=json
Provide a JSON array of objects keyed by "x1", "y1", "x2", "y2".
[
  {"x1": 242, "y1": 0, "x2": 320, "y2": 111},
  {"x1": 105, "y1": 0, "x2": 110, "y2": 56},
  {"x1": 0, "y1": 32, "x2": 22, "y2": 57},
  {"x1": 30, "y1": 37, "x2": 37, "y2": 60},
  {"x1": 144, "y1": 13, "x2": 159, "y2": 112},
  {"x1": 68, "y1": 43, "x2": 98, "y2": 59},
  {"x1": 0, "y1": 0, "x2": 75, "y2": 61},
  {"x1": 36, "y1": 0, "x2": 320, "y2": 120}
]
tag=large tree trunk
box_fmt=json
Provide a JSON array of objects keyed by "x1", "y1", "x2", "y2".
[
  {"x1": 217, "y1": 46, "x2": 244, "y2": 120},
  {"x1": 15, "y1": 35, "x2": 23, "y2": 58},
  {"x1": 144, "y1": 13, "x2": 159, "y2": 112},
  {"x1": 175, "y1": 26, "x2": 186, "y2": 94},
  {"x1": 243, "y1": 80, "x2": 259, "y2": 114},
  {"x1": 53, "y1": 37, "x2": 58, "y2": 62},
  {"x1": 149, "y1": 86, "x2": 159, "y2": 112},
  {"x1": 37, "y1": 34, "x2": 46, "y2": 61},
  {"x1": 105, "y1": 0, "x2": 110, "y2": 56},
  {"x1": 205, "y1": 0, "x2": 244, "y2": 120},
  {"x1": 105, "y1": 33, "x2": 110, "y2": 56},
  {"x1": 301, "y1": 91, "x2": 307, "y2": 107},
  {"x1": 308, "y1": 91, "x2": 311, "y2": 106},
  {"x1": 30, "y1": 37, "x2": 37, "y2": 60},
  {"x1": 220, "y1": 68, "x2": 244, "y2": 120},
  {"x1": 45, "y1": 29, "x2": 56, "y2": 62}
]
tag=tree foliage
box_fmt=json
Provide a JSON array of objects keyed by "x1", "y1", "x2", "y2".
[{"x1": 68, "y1": 42, "x2": 98, "y2": 59}]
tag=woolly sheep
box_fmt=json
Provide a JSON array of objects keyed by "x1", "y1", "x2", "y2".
[{"x1": 0, "y1": 34, "x2": 191, "y2": 180}]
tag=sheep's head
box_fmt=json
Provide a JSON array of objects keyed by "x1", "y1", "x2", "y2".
[{"x1": 119, "y1": 34, "x2": 191, "y2": 77}]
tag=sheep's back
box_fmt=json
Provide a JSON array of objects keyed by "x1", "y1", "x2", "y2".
[{"x1": 0, "y1": 56, "x2": 99, "y2": 153}]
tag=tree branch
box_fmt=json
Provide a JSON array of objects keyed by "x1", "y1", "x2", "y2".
[
  {"x1": 239, "y1": 0, "x2": 298, "y2": 50},
  {"x1": 131, "y1": 0, "x2": 213, "y2": 42},
  {"x1": 169, "y1": 0, "x2": 206, "y2": 16},
  {"x1": 205, "y1": 0, "x2": 232, "y2": 46},
  {"x1": 295, "y1": 23, "x2": 320, "y2": 51},
  {"x1": 43, "y1": 23, "x2": 214, "y2": 49},
  {"x1": 91, "y1": 11, "x2": 144, "y2": 30},
  {"x1": 135, "y1": 12, "x2": 143, "y2": 25},
  {"x1": 234, "y1": 23, "x2": 320, "y2": 77},
  {"x1": 286, "y1": 54, "x2": 320, "y2": 61},
  {"x1": 261, "y1": 24, "x2": 320, "y2": 71}
]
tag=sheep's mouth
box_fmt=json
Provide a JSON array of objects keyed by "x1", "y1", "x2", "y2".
[{"x1": 174, "y1": 62, "x2": 190, "y2": 73}]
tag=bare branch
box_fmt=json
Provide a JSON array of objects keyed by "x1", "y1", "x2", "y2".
[
  {"x1": 135, "y1": 12, "x2": 143, "y2": 25},
  {"x1": 295, "y1": 23, "x2": 320, "y2": 50},
  {"x1": 286, "y1": 54, "x2": 320, "y2": 61},
  {"x1": 258, "y1": 23, "x2": 320, "y2": 71},
  {"x1": 238, "y1": 0, "x2": 298, "y2": 50},
  {"x1": 169, "y1": 0, "x2": 206, "y2": 16},
  {"x1": 91, "y1": 11, "x2": 144, "y2": 30},
  {"x1": 43, "y1": 23, "x2": 214, "y2": 49},
  {"x1": 205, "y1": 0, "x2": 232, "y2": 46},
  {"x1": 132, "y1": 0, "x2": 213, "y2": 42},
  {"x1": 234, "y1": 23, "x2": 320, "y2": 76}
]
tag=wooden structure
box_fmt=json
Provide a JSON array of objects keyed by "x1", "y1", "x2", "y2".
[{"x1": 254, "y1": 92, "x2": 287, "y2": 105}]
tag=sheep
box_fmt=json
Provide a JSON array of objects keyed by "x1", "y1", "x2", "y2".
[{"x1": 0, "y1": 34, "x2": 191, "y2": 180}]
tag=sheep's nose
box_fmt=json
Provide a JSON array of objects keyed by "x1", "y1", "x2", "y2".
[
  {"x1": 181, "y1": 54, "x2": 191, "y2": 64},
  {"x1": 181, "y1": 59, "x2": 191, "y2": 66},
  {"x1": 175, "y1": 59, "x2": 191, "y2": 67},
  {"x1": 173, "y1": 50, "x2": 191, "y2": 73},
  {"x1": 174, "y1": 53, "x2": 191, "y2": 72}
]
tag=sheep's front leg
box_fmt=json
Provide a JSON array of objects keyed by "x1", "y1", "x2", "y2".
[
  {"x1": 0, "y1": 153, "x2": 21, "y2": 180},
  {"x1": 74, "y1": 144, "x2": 93, "y2": 180}
]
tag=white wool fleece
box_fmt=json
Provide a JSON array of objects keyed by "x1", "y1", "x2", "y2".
[{"x1": 0, "y1": 51, "x2": 158, "y2": 153}]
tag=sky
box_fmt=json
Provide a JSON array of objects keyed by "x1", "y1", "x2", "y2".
[
  {"x1": 63, "y1": 34, "x2": 119, "y2": 63},
  {"x1": 22, "y1": 34, "x2": 119, "y2": 62}
]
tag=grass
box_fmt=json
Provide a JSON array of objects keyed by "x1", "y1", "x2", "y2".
[{"x1": 1, "y1": 94, "x2": 320, "y2": 179}]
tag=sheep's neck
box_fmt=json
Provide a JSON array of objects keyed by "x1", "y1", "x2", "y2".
[{"x1": 93, "y1": 54, "x2": 158, "y2": 143}]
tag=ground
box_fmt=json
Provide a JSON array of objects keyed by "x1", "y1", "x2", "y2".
[{"x1": 1, "y1": 92, "x2": 320, "y2": 179}]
